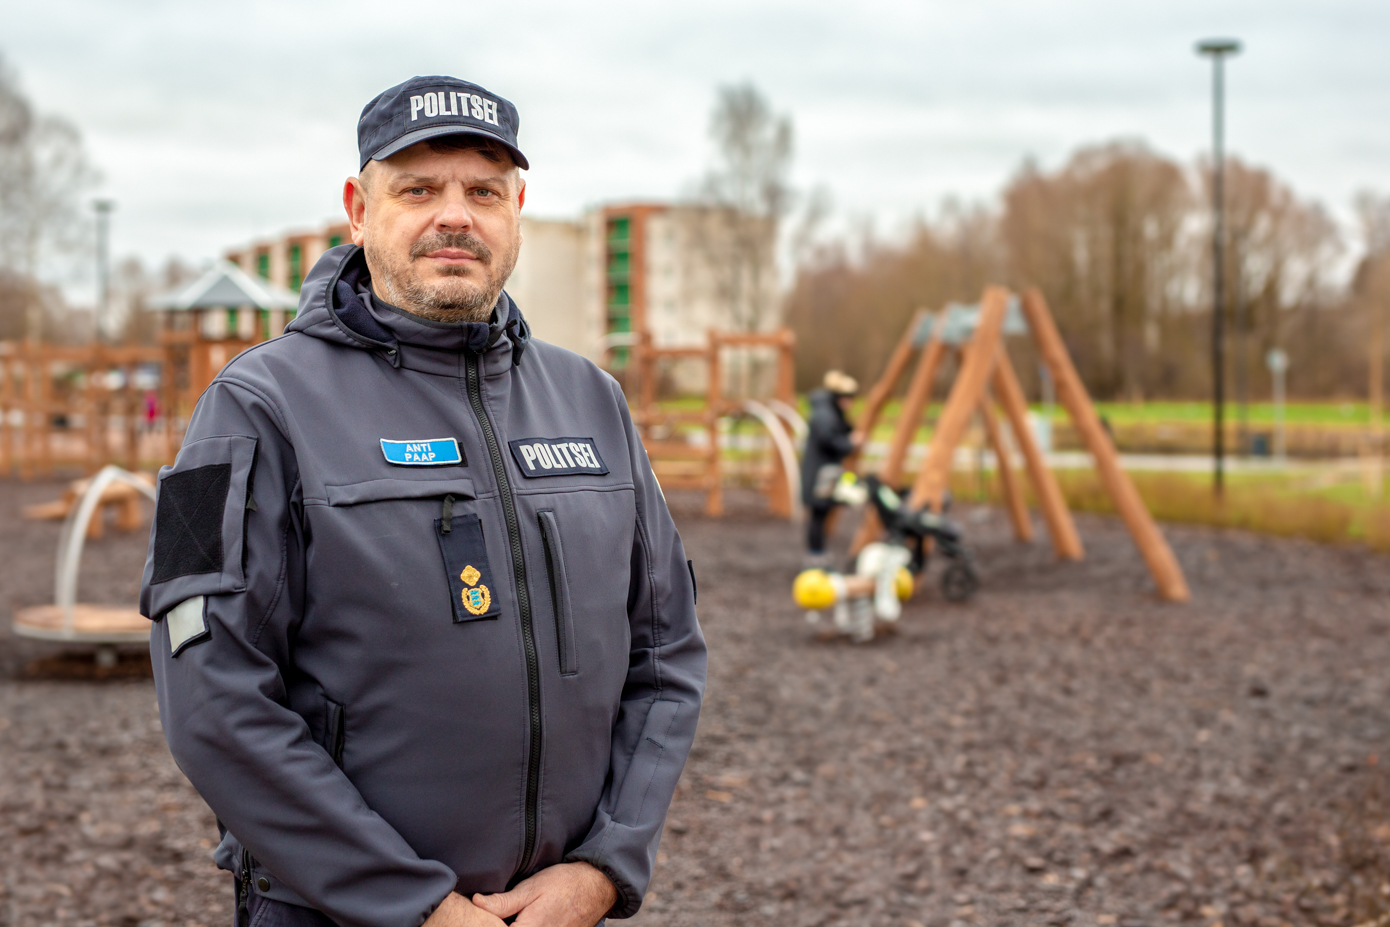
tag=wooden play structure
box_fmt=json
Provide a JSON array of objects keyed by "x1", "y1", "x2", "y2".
[
  {"x1": 851, "y1": 286, "x2": 1190, "y2": 602},
  {"x1": 0, "y1": 342, "x2": 175, "y2": 478},
  {"x1": 620, "y1": 328, "x2": 804, "y2": 519},
  {"x1": 0, "y1": 262, "x2": 296, "y2": 479}
]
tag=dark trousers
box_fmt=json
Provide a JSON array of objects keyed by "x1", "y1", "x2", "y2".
[
  {"x1": 243, "y1": 890, "x2": 336, "y2": 927},
  {"x1": 806, "y1": 501, "x2": 836, "y2": 554},
  {"x1": 243, "y1": 890, "x2": 604, "y2": 926}
]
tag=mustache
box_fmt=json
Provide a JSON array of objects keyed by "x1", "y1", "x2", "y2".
[{"x1": 410, "y1": 232, "x2": 493, "y2": 265}]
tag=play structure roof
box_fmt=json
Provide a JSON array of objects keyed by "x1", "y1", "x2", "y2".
[
  {"x1": 152, "y1": 261, "x2": 300, "y2": 312},
  {"x1": 916, "y1": 297, "x2": 1029, "y2": 346}
]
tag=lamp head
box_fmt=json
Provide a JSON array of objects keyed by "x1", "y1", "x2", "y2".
[{"x1": 1196, "y1": 38, "x2": 1241, "y2": 56}]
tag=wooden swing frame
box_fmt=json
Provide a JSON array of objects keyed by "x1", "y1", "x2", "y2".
[{"x1": 849, "y1": 286, "x2": 1189, "y2": 602}]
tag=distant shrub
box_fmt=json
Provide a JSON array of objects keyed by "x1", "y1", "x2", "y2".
[{"x1": 1363, "y1": 506, "x2": 1390, "y2": 551}]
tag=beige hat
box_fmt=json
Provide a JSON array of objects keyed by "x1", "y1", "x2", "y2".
[{"x1": 823, "y1": 370, "x2": 859, "y2": 396}]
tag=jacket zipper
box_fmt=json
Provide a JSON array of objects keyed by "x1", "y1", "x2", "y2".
[
  {"x1": 237, "y1": 847, "x2": 252, "y2": 926},
  {"x1": 465, "y1": 351, "x2": 543, "y2": 876}
]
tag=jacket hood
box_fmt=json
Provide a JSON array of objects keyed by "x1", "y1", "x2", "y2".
[
  {"x1": 285, "y1": 244, "x2": 530, "y2": 365},
  {"x1": 808, "y1": 387, "x2": 849, "y2": 422}
]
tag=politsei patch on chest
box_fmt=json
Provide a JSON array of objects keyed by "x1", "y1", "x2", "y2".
[{"x1": 508, "y1": 437, "x2": 608, "y2": 477}]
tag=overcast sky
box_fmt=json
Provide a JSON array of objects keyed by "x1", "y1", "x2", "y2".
[{"x1": 5, "y1": 0, "x2": 1389, "y2": 298}]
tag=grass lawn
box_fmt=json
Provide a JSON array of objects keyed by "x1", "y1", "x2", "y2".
[
  {"x1": 845, "y1": 398, "x2": 1376, "y2": 429},
  {"x1": 646, "y1": 395, "x2": 1390, "y2": 548},
  {"x1": 951, "y1": 463, "x2": 1390, "y2": 550},
  {"x1": 655, "y1": 396, "x2": 1378, "y2": 435},
  {"x1": 1085, "y1": 401, "x2": 1375, "y2": 427}
]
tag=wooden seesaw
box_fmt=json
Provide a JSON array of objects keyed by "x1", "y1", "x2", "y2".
[
  {"x1": 13, "y1": 466, "x2": 156, "y2": 666},
  {"x1": 23, "y1": 473, "x2": 150, "y2": 540}
]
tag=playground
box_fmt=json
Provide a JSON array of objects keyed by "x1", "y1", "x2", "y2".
[
  {"x1": 1, "y1": 477, "x2": 1389, "y2": 926},
  {"x1": 0, "y1": 282, "x2": 1387, "y2": 925},
  {"x1": 3, "y1": 7, "x2": 1389, "y2": 922}
]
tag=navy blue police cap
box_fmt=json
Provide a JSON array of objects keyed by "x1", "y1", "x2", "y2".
[{"x1": 357, "y1": 76, "x2": 529, "y2": 171}]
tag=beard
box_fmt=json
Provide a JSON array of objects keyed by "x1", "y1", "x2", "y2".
[{"x1": 366, "y1": 229, "x2": 520, "y2": 324}]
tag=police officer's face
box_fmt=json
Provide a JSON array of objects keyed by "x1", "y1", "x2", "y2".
[{"x1": 346, "y1": 143, "x2": 525, "y2": 323}]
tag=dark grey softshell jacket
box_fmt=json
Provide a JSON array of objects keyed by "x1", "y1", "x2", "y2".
[{"x1": 141, "y1": 245, "x2": 706, "y2": 927}]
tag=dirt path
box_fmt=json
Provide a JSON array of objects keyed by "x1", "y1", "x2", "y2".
[{"x1": 2, "y1": 479, "x2": 1388, "y2": 926}]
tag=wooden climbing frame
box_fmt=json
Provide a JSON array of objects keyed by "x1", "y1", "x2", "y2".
[
  {"x1": 0, "y1": 342, "x2": 176, "y2": 478},
  {"x1": 0, "y1": 329, "x2": 261, "y2": 479},
  {"x1": 629, "y1": 328, "x2": 800, "y2": 517}
]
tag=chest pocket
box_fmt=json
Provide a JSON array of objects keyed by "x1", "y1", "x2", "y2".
[
  {"x1": 320, "y1": 477, "x2": 491, "y2": 625},
  {"x1": 322, "y1": 478, "x2": 476, "y2": 507}
]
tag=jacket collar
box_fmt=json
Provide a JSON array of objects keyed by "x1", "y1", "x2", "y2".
[{"x1": 286, "y1": 244, "x2": 529, "y2": 369}]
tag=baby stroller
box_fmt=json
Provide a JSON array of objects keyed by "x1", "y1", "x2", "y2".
[{"x1": 844, "y1": 474, "x2": 980, "y2": 602}]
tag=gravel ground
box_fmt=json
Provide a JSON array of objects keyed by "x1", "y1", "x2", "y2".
[
  {"x1": 2, "y1": 478, "x2": 1389, "y2": 927},
  {"x1": 0, "y1": 479, "x2": 223, "y2": 927}
]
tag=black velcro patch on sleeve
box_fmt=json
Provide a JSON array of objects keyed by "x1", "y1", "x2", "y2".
[{"x1": 152, "y1": 463, "x2": 231, "y2": 584}]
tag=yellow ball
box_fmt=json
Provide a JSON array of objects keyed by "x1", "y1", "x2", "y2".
[
  {"x1": 792, "y1": 569, "x2": 838, "y2": 610},
  {"x1": 894, "y1": 567, "x2": 915, "y2": 602}
]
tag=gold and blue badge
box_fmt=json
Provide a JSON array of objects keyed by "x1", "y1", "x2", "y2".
[
  {"x1": 436, "y1": 510, "x2": 500, "y2": 622},
  {"x1": 459, "y1": 564, "x2": 491, "y2": 616}
]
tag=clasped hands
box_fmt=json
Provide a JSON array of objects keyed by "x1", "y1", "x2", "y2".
[{"x1": 424, "y1": 861, "x2": 617, "y2": 927}]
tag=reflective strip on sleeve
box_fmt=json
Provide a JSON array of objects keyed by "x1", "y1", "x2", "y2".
[{"x1": 167, "y1": 596, "x2": 208, "y2": 655}]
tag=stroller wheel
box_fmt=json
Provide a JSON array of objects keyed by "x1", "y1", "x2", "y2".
[{"x1": 941, "y1": 560, "x2": 980, "y2": 603}]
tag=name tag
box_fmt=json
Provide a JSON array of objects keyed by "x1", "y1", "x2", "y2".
[
  {"x1": 381, "y1": 438, "x2": 463, "y2": 467},
  {"x1": 508, "y1": 437, "x2": 608, "y2": 477}
]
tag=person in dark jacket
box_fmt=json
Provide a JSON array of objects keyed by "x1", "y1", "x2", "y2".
[
  {"x1": 801, "y1": 370, "x2": 860, "y2": 559},
  {"x1": 141, "y1": 76, "x2": 705, "y2": 927}
]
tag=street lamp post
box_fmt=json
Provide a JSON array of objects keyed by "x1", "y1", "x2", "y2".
[
  {"x1": 93, "y1": 199, "x2": 115, "y2": 343},
  {"x1": 1266, "y1": 348, "x2": 1288, "y2": 464},
  {"x1": 1234, "y1": 228, "x2": 1249, "y2": 457},
  {"x1": 1197, "y1": 37, "x2": 1240, "y2": 494}
]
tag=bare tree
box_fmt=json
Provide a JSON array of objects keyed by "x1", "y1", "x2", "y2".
[
  {"x1": 0, "y1": 53, "x2": 98, "y2": 341},
  {"x1": 0, "y1": 269, "x2": 37, "y2": 340},
  {"x1": 785, "y1": 202, "x2": 1002, "y2": 390},
  {"x1": 696, "y1": 83, "x2": 793, "y2": 333},
  {"x1": 1357, "y1": 191, "x2": 1390, "y2": 257},
  {"x1": 1352, "y1": 191, "x2": 1390, "y2": 404},
  {"x1": 1002, "y1": 141, "x2": 1193, "y2": 400},
  {"x1": 1219, "y1": 159, "x2": 1343, "y2": 398},
  {"x1": 787, "y1": 136, "x2": 1369, "y2": 401},
  {"x1": 113, "y1": 255, "x2": 198, "y2": 344}
]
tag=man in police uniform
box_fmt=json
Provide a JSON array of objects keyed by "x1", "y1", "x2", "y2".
[{"x1": 141, "y1": 76, "x2": 706, "y2": 927}]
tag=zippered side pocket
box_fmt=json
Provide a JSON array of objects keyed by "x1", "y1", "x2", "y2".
[
  {"x1": 537, "y1": 510, "x2": 577, "y2": 676},
  {"x1": 324, "y1": 697, "x2": 346, "y2": 768}
]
